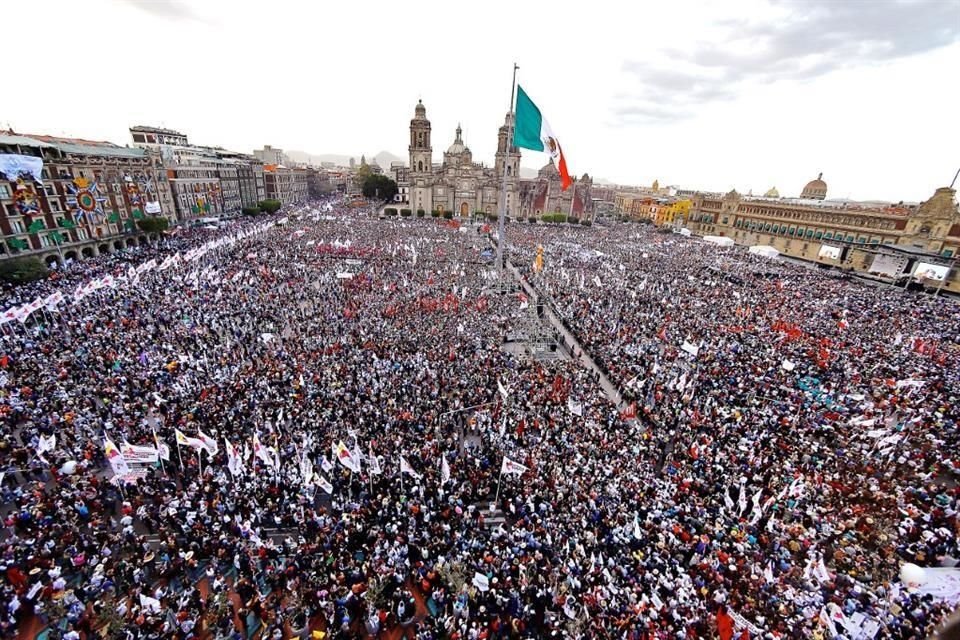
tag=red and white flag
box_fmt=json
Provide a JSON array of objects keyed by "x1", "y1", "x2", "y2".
[
  {"x1": 501, "y1": 456, "x2": 528, "y2": 476},
  {"x1": 334, "y1": 440, "x2": 361, "y2": 473},
  {"x1": 400, "y1": 456, "x2": 422, "y2": 479}
]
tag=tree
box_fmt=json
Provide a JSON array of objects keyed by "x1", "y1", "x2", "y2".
[
  {"x1": 48, "y1": 231, "x2": 66, "y2": 245},
  {"x1": 242, "y1": 206, "x2": 261, "y2": 216},
  {"x1": 0, "y1": 256, "x2": 48, "y2": 284},
  {"x1": 27, "y1": 219, "x2": 45, "y2": 234},
  {"x1": 361, "y1": 174, "x2": 398, "y2": 202},
  {"x1": 258, "y1": 199, "x2": 282, "y2": 214},
  {"x1": 6, "y1": 238, "x2": 29, "y2": 252},
  {"x1": 136, "y1": 217, "x2": 170, "y2": 233}
]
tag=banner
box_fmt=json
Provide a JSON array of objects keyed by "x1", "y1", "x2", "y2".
[
  {"x1": 913, "y1": 262, "x2": 949, "y2": 282},
  {"x1": 120, "y1": 441, "x2": 159, "y2": 464},
  {"x1": 818, "y1": 245, "x2": 842, "y2": 260},
  {"x1": 0, "y1": 153, "x2": 44, "y2": 183},
  {"x1": 501, "y1": 456, "x2": 529, "y2": 476}
]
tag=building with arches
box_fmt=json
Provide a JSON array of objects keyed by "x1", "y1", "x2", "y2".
[
  {"x1": 398, "y1": 100, "x2": 520, "y2": 217},
  {"x1": 687, "y1": 173, "x2": 960, "y2": 292}
]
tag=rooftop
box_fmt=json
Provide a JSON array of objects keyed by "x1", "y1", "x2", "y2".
[
  {"x1": 1, "y1": 133, "x2": 147, "y2": 159},
  {"x1": 130, "y1": 125, "x2": 187, "y2": 136}
]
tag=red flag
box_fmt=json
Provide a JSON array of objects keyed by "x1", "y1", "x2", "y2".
[
  {"x1": 620, "y1": 402, "x2": 637, "y2": 420},
  {"x1": 448, "y1": 346, "x2": 456, "y2": 362},
  {"x1": 516, "y1": 419, "x2": 526, "y2": 437},
  {"x1": 657, "y1": 326, "x2": 668, "y2": 341},
  {"x1": 716, "y1": 608, "x2": 734, "y2": 640}
]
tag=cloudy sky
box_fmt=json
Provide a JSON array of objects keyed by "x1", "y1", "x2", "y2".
[{"x1": 7, "y1": 0, "x2": 959, "y2": 201}]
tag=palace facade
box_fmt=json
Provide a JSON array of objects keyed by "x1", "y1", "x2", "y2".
[{"x1": 686, "y1": 174, "x2": 960, "y2": 292}]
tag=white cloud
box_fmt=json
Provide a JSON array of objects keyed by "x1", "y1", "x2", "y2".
[{"x1": 5, "y1": 0, "x2": 958, "y2": 202}]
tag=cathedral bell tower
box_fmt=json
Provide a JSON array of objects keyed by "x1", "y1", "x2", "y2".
[
  {"x1": 494, "y1": 112, "x2": 521, "y2": 215},
  {"x1": 409, "y1": 100, "x2": 432, "y2": 175}
]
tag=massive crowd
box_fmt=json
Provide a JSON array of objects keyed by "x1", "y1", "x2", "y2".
[{"x1": 0, "y1": 201, "x2": 957, "y2": 640}]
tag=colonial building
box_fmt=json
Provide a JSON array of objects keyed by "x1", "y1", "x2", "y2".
[
  {"x1": 0, "y1": 132, "x2": 171, "y2": 265},
  {"x1": 518, "y1": 161, "x2": 593, "y2": 219},
  {"x1": 263, "y1": 165, "x2": 309, "y2": 205},
  {"x1": 399, "y1": 100, "x2": 521, "y2": 217},
  {"x1": 131, "y1": 126, "x2": 266, "y2": 218},
  {"x1": 687, "y1": 173, "x2": 960, "y2": 292},
  {"x1": 253, "y1": 145, "x2": 287, "y2": 166}
]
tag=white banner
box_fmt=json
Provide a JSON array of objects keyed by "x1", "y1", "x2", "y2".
[{"x1": 818, "y1": 245, "x2": 842, "y2": 260}]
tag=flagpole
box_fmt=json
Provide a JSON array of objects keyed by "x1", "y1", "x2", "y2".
[
  {"x1": 176, "y1": 438, "x2": 184, "y2": 470},
  {"x1": 496, "y1": 62, "x2": 519, "y2": 277}
]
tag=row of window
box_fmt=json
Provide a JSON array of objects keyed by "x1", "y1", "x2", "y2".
[
  {"x1": 734, "y1": 219, "x2": 895, "y2": 244},
  {"x1": 737, "y1": 206, "x2": 899, "y2": 230}
]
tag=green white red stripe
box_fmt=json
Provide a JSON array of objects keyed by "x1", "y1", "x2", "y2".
[{"x1": 513, "y1": 85, "x2": 572, "y2": 190}]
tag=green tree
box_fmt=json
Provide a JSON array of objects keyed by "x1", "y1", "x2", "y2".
[
  {"x1": 0, "y1": 256, "x2": 48, "y2": 283},
  {"x1": 48, "y1": 230, "x2": 66, "y2": 245},
  {"x1": 7, "y1": 238, "x2": 29, "y2": 252},
  {"x1": 59, "y1": 219, "x2": 77, "y2": 230},
  {"x1": 258, "y1": 199, "x2": 282, "y2": 214},
  {"x1": 242, "y1": 206, "x2": 261, "y2": 216},
  {"x1": 136, "y1": 217, "x2": 170, "y2": 233},
  {"x1": 361, "y1": 174, "x2": 398, "y2": 202},
  {"x1": 27, "y1": 219, "x2": 45, "y2": 233}
]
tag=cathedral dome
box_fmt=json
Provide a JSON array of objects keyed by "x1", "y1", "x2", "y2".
[
  {"x1": 414, "y1": 99, "x2": 427, "y2": 118},
  {"x1": 764, "y1": 186, "x2": 780, "y2": 198},
  {"x1": 446, "y1": 124, "x2": 468, "y2": 155},
  {"x1": 538, "y1": 159, "x2": 558, "y2": 177},
  {"x1": 800, "y1": 173, "x2": 827, "y2": 200}
]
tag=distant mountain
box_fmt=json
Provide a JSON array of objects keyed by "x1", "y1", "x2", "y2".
[{"x1": 284, "y1": 150, "x2": 405, "y2": 168}]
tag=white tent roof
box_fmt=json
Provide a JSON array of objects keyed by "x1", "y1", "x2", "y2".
[
  {"x1": 749, "y1": 245, "x2": 780, "y2": 258},
  {"x1": 703, "y1": 235, "x2": 735, "y2": 247}
]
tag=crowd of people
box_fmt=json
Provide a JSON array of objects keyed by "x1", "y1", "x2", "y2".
[{"x1": 0, "y1": 201, "x2": 957, "y2": 639}]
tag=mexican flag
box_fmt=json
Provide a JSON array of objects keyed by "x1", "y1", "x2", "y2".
[{"x1": 514, "y1": 85, "x2": 572, "y2": 190}]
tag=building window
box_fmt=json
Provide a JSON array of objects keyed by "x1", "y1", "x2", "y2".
[
  {"x1": 11, "y1": 220, "x2": 25, "y2": 233},
  {"x1": 0, "y1": 184, "x2": 9, "y2": 199},
  {"x1": 49, "y1": 201, "x2": 61, "y2": 212}
]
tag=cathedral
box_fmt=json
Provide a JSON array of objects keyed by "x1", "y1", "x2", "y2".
[
  {"x1": 395, "y1": 100, "x2": 592, "y2": 219},
  {"x1": 398, "y1": 100, "x2": 519, "y2": 217}
]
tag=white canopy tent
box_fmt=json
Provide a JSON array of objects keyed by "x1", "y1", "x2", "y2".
[
  {"x1": 749, "y1": 245, "x2": 780, "y2": 259},
  {"x1": 703, "y1": 235, "x2": 735, "y2": 248}
]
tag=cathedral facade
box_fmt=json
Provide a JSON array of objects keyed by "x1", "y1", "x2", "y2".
[
  {"x1": 400, "y1": 100, "x2": 521, "y2": 217},
  {"x1": 396, "y1": 100, "x2": 593, "y2": 219}
]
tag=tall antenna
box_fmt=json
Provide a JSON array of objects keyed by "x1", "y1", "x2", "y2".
[{"x1": 950, "y1": 167, "x2": 959, "y2": 190}]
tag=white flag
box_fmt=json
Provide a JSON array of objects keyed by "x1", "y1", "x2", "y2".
[
  {"x1": 175, "y1": 429, "x2": 205, "y2": 452},
  {"x1": 400, "y1": 456, "x2": 422, "y2": 479},
  {"x1": 501, "y1": 456, "x2": 528, "y2": 476},
  {"x1": 497, "y1": 379, "x2": 510, "y2": 401},
  {"x1": 104, "y1": 438, "x2": 130, "y2": 476},
  {"x1": 320, "y1": 455, "x2": 333, "y2": 473},
  {"x1": 566, "y1": 397, "x2": 583, "y2": 417},
  {"x1": 225, "y1": 439, "x2": 243, "y2": 476},
  {"x1": 333, "y1": 441, "x2": 361, "y2": 473},
  {"x1": 253, "y1": 434, "x2": 275, "y2": 468},
  {"x1": 441, "y1": 456, "x2": 451, "y2": 483},
  {"x1": 36, "y1": 434, "x2": 56, "y2": 459},
  {"x1": 314, "y1": 473, "x2": 333, "y2": 494},
  {"x1": 139, "y1": 593, "x2": 162, "y2": 614},
  {"x1": 197, "y1": 429, "x2": 218, "y2": 456},
  {"x1": 368, "y1": 450, "x2": 382, "y2": 475}
]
